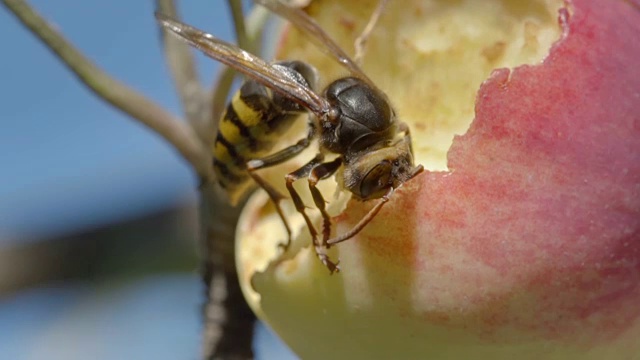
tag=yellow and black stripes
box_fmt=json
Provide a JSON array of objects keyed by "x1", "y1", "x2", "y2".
[
  {"x1": 212, "y1": 61, "x2": 317, "y2": 205},
  {"x1": 224, "y1": 95, "x2": 260, "y2": 151},
  {"x1": 213, "y1": 81, "x2": 279, "y2": 202},
  {"x1": 214, "y1": 86, "x2": 269, "y2": 159}
]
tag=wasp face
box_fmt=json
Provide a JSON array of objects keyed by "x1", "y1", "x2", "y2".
[{"x1": 344, "y1": 142, "x2": 416, "y2": 201}]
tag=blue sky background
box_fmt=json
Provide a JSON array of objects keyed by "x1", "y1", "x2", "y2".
[
  {"x1": 0, "y1": 1, "x2": 297, "y2": 359},
  {"x1": 0, "y1": 1, "x2": 233, "y2": 243}
]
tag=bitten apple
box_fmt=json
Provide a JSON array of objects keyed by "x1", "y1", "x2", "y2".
[{"x1": 236, "y1": 0, "x2": 640, "y2": 359}]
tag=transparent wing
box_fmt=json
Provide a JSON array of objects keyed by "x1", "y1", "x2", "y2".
[
  {"x1": 254, "y1": 0, "x2": 377, "y2": 88},
  {"x1": 155, "y1": 12, "x2": 331, "y2": 117}
]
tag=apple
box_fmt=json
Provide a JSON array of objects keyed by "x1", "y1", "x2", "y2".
[{"x1": 236, "y1": 0, "x2": 640, "y2": 358}]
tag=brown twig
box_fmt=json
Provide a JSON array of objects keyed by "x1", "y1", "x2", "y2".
[
  {"x1": 199, "y1": 2, "x2": 271, "y2": 359},
  {"x1": 209, "y1": 67, "x2": 238, "y2": 137},
  {"x1": 354, "y1": 0, "x2": 388, "y2": 65},
  {"x1": 228, "y1": 0, "x2": 251, "y2": 53},
  {"x1": 4, "y1": 0, "x2": 261, "y2": 358},
  {"x1": 210, "y1": 3, "x2": 271, "y2": 137},
  {"x1": 1, "y1": 0, "x2": 213, "y2": 183},
  {"x1": 200, "y1": 189, "x2": 254, "y2": 360},
  {"x1": 156, "y1": 0, "x2": 209, "y2": 130}
]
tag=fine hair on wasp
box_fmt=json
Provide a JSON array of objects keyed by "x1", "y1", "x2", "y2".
[{"x1": 156, "y1": 0, "x2": 423, "y2": 274}]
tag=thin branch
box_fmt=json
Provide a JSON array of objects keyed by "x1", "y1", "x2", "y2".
[
  {"x1": 209, "y1": 3, "x2": 271, "y2": 138},
  {"x1": 210, "y1": 67, "x2": 238, "y2": 135},
  {"x1": 4, "y1": 0, "x2": 253, "y2": 358},
  {"x1": 2, "y1": 0, "x2": 213, "y2": 182},
  {"x1": 211, "y1": 0, "x2": 251, "y2": 126},
  {"x1": 244, "y1": 3, "x2": 271, "y2": 52},
  {"x1": 201, "y1": 2, "x2": 273, "y2": 359},
  {"x1": 227, "y1": 0, "x2": 251, "y2": 53},
  {"x1": 354, "y1": 0, "x2": 388, "y2": 65},
  {"x1": 201, "y1": 190, "x2": 254, "y2": 360},
  {"x1": 156, "y1": 0, "x2": 209, "y2": 128}
]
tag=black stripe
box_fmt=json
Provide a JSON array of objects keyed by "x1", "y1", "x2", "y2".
[
  {"x1": 215, "y1": 133, "x2": 244, "y2": 165},
  {"x1": 226, "y1": 104, "x2": 258, "y2": 151},
  {"x1": 214, "y1": 160, "x2": 241, "y2": 184}
]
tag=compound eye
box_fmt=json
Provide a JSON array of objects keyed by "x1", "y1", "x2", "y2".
[{"x1": 359, "y1": 161, "x2": 392, "y2": 199}]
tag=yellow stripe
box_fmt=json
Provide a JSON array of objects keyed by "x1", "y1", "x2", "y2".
[
  {"x1": 218, "y1": 119, "x2": 243, "y2": 147},
  {"x1": 213, "y1": 141, "x2": 234, "y2": 164},
  {"x1": 231, "y1": 92, "x2": 262, "y2": 127}
]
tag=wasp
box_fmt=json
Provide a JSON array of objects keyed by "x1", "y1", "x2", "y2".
[{"x1": 156, "y1": 0, "x2": 423, "y2": 273}]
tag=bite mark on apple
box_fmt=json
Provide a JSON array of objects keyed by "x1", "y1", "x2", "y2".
[{"x1": 407, "y1": 0, "x2": 640, "y2": 344}]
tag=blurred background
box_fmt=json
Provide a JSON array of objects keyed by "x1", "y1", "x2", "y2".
[{"x1": 0, "y1": 1, "x2": 294, "y2": 358}]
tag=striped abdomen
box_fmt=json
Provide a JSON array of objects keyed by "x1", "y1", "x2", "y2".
[{"x1": 213, "y1": 61, "x2": 317, "y2": 205}]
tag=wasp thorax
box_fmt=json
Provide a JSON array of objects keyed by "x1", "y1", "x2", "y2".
[{"x1": 321, "y1": 77, "x2": 395, "y2": 154}]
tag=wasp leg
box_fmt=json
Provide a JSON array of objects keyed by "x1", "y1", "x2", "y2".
[
  {"x1": 245, "y1": 170, "x2": 293, "y2": 250},
  {"x1": 326, "y1": 187, "x2": 393, "y2": 246},
  {"x1": 285, "y1": 155, "x2": 340, "y2": 274},
  {"x1": 308, "y1": 158, "x2": 343, "y2": 247},
  {"x1": 284, "y1": 155, "x2": 323, "y2": 245},
  {"x1": 245, "y1": 126, "x2": 315, "y2": 251}
]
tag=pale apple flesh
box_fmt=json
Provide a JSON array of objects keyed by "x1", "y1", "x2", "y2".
[{"x1": 236, "y1": 0, "x2": 640, "y2": 358}]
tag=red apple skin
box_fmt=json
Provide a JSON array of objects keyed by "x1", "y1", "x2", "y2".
[
  {"x1": 333, "y1": 0, "x2": 639, "y2": 349},
  {"x1": 242, "y1": 0, "x2": 640, "y2": 357}
]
